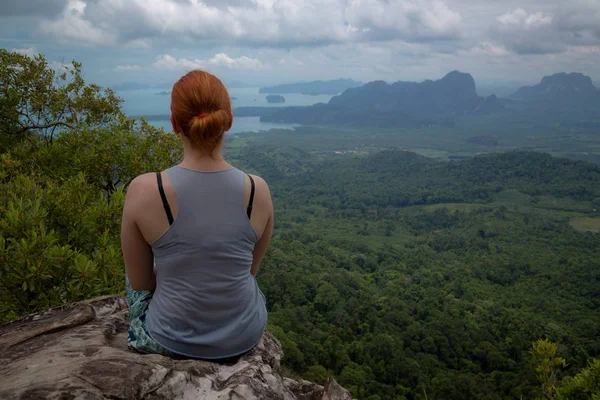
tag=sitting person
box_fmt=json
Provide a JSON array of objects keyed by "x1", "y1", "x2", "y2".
[{"x1": 120, "y1": 70, "x2": 273, "y2": 360}]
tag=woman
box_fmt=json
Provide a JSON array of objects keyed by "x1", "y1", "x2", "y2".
[{"x1": 121, "y1": 70, "x2": 273, "y2": 360}]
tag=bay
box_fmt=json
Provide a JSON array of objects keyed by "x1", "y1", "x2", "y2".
[{"x1": 117, "y1": 87, "x2": 334, "y2": 134}]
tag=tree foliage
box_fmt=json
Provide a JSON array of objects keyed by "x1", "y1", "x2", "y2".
[
  {"x1": 557, "y1": 359, "x2": 600, "y2": 400},
  {"x1": 1, "y1": 51, "x2": 598, "y2": 400},
  {"x1": 231, "y1": 145, "x2": 599, "y2": 399},
  {"x1": 0, "y1": 48, "x2": 122, "y2": 143},
  {"x1": 0, "y1": 51, "x2": 181, "y2": 319},
  {"x1": 533, "y1": 339, "x2": 568, "y2": 399}
]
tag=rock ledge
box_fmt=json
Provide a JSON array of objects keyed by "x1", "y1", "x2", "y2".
[{"x1": 0, "y1": 295, "x2": 352, "y2": 400}]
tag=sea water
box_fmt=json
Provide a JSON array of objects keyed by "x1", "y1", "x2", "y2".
[{"x1": 118, "y1": 87, "x2": 333, "y2": 134}]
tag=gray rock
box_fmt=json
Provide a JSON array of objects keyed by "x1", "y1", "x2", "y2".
[{"x1": 0, "y1": 295, "x2": 352, "y2": 400}]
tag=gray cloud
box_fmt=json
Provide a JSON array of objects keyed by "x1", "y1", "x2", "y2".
[
  {"x1": 0, "y1": 0, "x2": 66, "y2": 16},
  {"x1": 491, "y1": 8, "x2": 561, "y2": 55},
  {"x1": 490, "y1": 2, "x2": 600, "y2": 55},
  {"x1": 0, "y1": 0, "x2": 599, "y2": 86},
  {"x1": 200, "y1": 0, "x2": 257, "y2": 9},
  {"x1": 554, "y1": 0, "x2": 600, "y2": 45},
  {"x1": 34, "y1": 0, "x2": 465, "y2": 48}
]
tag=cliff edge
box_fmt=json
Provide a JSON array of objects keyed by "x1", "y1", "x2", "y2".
[{"x1": 0, "y1": 295, "x2": 351, "y2": 400}]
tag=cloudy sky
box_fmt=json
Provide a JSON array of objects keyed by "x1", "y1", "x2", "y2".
[{"x1": 1, "y1": 0, "x2": 599, "y2": 89}]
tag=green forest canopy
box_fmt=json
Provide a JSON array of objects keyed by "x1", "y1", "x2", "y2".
[{"x1": 1, "y1": 50, "x2": 599, "y2": 400}]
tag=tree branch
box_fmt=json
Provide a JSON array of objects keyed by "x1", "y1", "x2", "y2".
[{"x1": 11, "y1": 121, "x2": 75, "y2": 135}]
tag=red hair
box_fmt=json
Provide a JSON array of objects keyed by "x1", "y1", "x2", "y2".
[{"x1": 171, "y1": 70, "x2": 232, "y2": 152}]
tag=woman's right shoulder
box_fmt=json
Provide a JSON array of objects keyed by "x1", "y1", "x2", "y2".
[
  {"x1": 124, "y1": 172, "x2": 167, "y2": 210},
  {"x1": 127, "y1": 173, "x2": 158, "y2": 194}
]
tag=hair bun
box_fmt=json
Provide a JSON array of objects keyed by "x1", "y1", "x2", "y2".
[
  {"x1": 170, "y1": 70, "x2": 233, "y2": 152},
  {"x1": 187, "y1": 109, "x2": 230, "y2": 149}
]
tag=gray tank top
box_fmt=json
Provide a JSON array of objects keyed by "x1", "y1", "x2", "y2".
[{"x1": 146, "y1": 166, "x2": 268, "y2": 359}]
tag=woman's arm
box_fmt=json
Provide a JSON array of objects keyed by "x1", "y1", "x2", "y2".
[
  {"x1": 250, "y1": 176, "x2": 274, "y2": 277},
  {"x1": 251, "y1": 215, "x2": 273, "y2": 276},
  {"x1": 121, "y1": 175, "x2": 156, "y2": 291}
]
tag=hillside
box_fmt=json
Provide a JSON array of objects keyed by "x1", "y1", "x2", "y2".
[
  {"x1": 328, "y1": 71, "x2": 483, "y2": 115},
  {"x1": 262, "y1": 71, "x2": 503, "y2": 128},
  {"x1": 2, "y1": 50, "x2": 599, "y2": 400},
  {"x1": 509, "y1": 73, "x2": 600, "y2": 118},
  {"x1": 512, "y1": 72, "x2": 598, "y2": 102},
  {"x1": 261, "y1": 70, "x2": 600, "y2": 128},
  {"x1": 228, "y1": 145, "x2": 600, "y2": 400}
]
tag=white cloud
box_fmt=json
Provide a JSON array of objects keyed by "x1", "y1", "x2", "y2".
[
  {"x1": 470, "y1": 42, "x2": 509, "y2": 57},
  {"x1": 207, "y1": 53, "x2": 263, "y2": 69},
  {"x1": 36, "y1": 0, "x2": 464, "y2": 47},
  {"x1": 492, "y1": 4, "x2": 600, "y2": 55},
  {"x1": 497, "y1": 8, "x2": 552, "y2": 28},
  {"x1": 114, "y1": 65, "x2": 142, "y2": 72},
  {"x1": 153, "y1": 53, "x2": 263, "y2": 71},
  {"x1": 497, "y1": 8, "x2": 527, "y2": 25},
  {"x1": 49, "y1": 61, "x2": 69, "y2": 71},
  {"x1": 3, "y1": 0, "x2": 600, "y2": 85},
  {"x1": 525, "y1": 12, "x2": 553, "y2": 27},
  {"x1": 567, "y1": 45, "x2": 600, "y2": 54},
  {"x1": 40, "y1": 0, "x2": 115, "y2": 45},
  {"x1": 153, "y1": 54, "x2": 205, "y2": 70},
  {"x1": 12, "y1": 47, "x2": 37, "y2": 57},
  {"x1": 493, "y1": 8, "x2": 561, "y2": 54},
  {"x1": 554, "y1": 0, "x2": 600, "y2": 46},
  {"x1": 11, "y1": 54, "x2": 70, "y2": 72},
  {"x1": 124, "y1": 39, "x2": 152, "y2": 49},
  {"x1": 345, "y1": 0, "x2": 462, "y2": 40}
]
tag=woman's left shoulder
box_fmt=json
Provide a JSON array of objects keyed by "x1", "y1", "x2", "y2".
[{"x1": 245, "y1": 173, "x2": 270, "y2": 194}]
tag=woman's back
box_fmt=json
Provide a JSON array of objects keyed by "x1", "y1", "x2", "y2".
[
  {"x1": 121, "y1": 69, "x2": 273, "y2": 360},
  {"x1": 146, "y1": 166, "x2": 267, "y2": 359}
]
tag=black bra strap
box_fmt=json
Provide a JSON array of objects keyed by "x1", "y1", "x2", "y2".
[
  {"x1": 156, "y1": 172, "x2": 174, "y2": 225},
  {"x1": 247, "y1": 175, "x2": 255, "y2": 219}
]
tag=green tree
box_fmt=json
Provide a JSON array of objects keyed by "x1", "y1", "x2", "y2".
[
  {"x1": 304, "y1": 365, "x2": 332, "y2": 385},
  {"x1": 0, "y1": 49, "x2": 122, "y2": 144},
  {"x1": 0, "y1": 51, "x2": 181, "y2": 320},
  {"x1": 556, "y1": 359, "x2": 600, "y2": 400},
  {"x1": 532, "y1": 339, "x2": 567, "y2": 399}
]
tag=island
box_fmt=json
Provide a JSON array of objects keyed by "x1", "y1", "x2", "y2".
[
  {"x1": 266, "y1": 95, "x2": 285, "y2": 104},
  {"x1": 155, "y1": 91, "x2": 170, "y2": 96}
]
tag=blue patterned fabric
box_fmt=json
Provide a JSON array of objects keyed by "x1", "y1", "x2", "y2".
[{"x1": 126, "y1": 276, "x2": 179, "y2": 357}]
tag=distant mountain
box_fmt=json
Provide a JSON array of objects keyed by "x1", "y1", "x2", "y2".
[
  {"x1": 473, "y1": 94, "x2": 503, "y2": 115},
  {"x1": 259, "y1": 79, "x2": 363, "y2": 95},
  {"x1": 509, "y1": 72, "x2": 600, "y2": 119},
  {"x1": 262, "y1": 71, "x2": 502, "y2": 128},
  {"x1": 511, "y1": 73, "x2": 599, "y2": 103},
  {"x1": 328, "y1": 71, "x2": 488, "y2": 116},
  {"x1": 477, "y1": 81, "x2": 528, "y2": 97}
]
